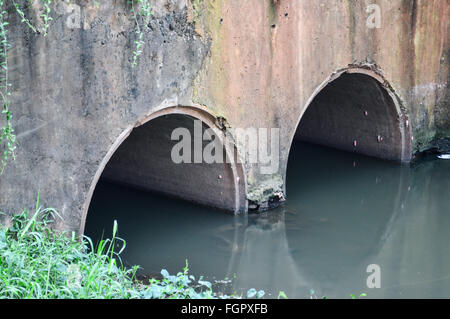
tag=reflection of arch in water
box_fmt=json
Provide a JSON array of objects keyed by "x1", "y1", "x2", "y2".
[
  {"x1": 284, "y1": 142, "x2": 411, "y2": 296},
  {"x1": 216, "y1": 162, "x2": 410, "y2": 298},
  {"x1": 223, "y1": 209, "x2": 314, "y2": 297},
  {"x1": 81, "y1": 105, "x2": 247, "y2": 235},
  {"x1": 367, "y1": 159, "x2": 450, "y2": 298},
  {"x1": 220, "y1": 155, "x2": 409, "y2": 297}
]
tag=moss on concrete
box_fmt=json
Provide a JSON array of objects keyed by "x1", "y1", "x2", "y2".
[
  {"x1": 190, "y1": 0, "x2": 228, "y2": 118},
  {"x1": 413, "y1": 128, "x2": 437, "y2": 153}
]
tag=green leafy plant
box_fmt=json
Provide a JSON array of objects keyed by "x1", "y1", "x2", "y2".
[
  {"x1": 350, "y1": 293, "x2": 367, "y2": 299},
  {"x1": 0, "y1": 0, "x2": 14, "y2": 174},
  {"x1": 246, "y1": 288, "x2": 265, "y2": 299},
  {"x1": 12, "y1": 0, "x2": 37, "y2": 32},
  {"x1": 128, "y1": 0, "x2": 152, "y2": 67},
  {"x1": 40, "y1": 0, "x2": 53, "y2": 36},
  {"x1": 278, "y1": 291, "x2": 288, "y2": 299},
  {"x1": 0, "y1": 201, "x2": 142, "y2": 298},
  {"x1": 309, "y1": 289, "x2": 327, "y2": 299}
]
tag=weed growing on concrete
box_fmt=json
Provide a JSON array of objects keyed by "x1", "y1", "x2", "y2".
[
  {"x1": 40, "y1": 0, "x2": 52, "y2": 36},
  {"x1": 0, "y1": 0, "x2": 53, "y2": 173},
  {"x1": 129, "y1": 0, "x2": 152, "y2": 67},
  {"x1": 0, "y1": 0, "x2": 15, "y2": 174}
]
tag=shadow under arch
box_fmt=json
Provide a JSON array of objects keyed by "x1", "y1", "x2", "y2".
[
  {"x1": 80, "y1": 105, "x2": 247, "y2": 235},
  {"x1": 287, "y1": 66, "x2": 412, "y2": 169},
  {"x1": 284, "y1": 143, "x2": 412, "y2": 296}
]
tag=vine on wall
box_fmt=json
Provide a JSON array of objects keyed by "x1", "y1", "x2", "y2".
[
  {"x1": 129, "y1": 0, "x2": 152, "y2": 67},
  {"x1": 0, "y1": 0, "x2": 152, "y2": 174},
  {"x1": 0, "y1": 0, "x2": 18, "y2": 174}
]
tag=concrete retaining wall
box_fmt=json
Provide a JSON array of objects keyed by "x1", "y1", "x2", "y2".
[{"x1": 0, "y1": 0, "x2": 447, "y2": 233}]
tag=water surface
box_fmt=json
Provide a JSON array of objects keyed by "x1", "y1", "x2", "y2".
[{"x1": 85, "y1": 142, "x2": 450, "y2": 298}]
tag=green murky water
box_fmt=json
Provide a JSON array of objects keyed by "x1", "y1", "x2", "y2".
[{"x1": 85, "y1": 141, "x2": 450, "y2": 298}]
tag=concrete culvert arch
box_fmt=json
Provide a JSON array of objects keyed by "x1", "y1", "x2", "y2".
[
  {"x1": 291, "y1": 67, "x2": 412, "y2": 163},
  {"x1": 80, "y1": 106, "x2": 247, "y2": 235}
]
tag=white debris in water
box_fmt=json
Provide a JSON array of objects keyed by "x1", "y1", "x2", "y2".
[{"x1": 437, "y1": 154, "x2": 450, "y2": 160}]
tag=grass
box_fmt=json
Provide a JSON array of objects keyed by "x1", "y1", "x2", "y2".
[{"x1": 0, "y1": 198, "x2": 253, "y2": 299}]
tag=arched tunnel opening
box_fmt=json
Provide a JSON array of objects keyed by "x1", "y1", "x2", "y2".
[
  {"x1": 84, "y1": 112, "x2": 246, "y2": 276},
  {"x1": 286, "y1": 72, "x2": 411, "y2": 210},
  {"x1": 292, "y1": 72, "x2": 407, "y2": 162},
  {"x1": 98, "y1": 113, "x2": 240, "y2": 212}
]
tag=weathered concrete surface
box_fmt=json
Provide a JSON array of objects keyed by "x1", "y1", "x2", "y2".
[
  {"x1": 0, "y1": 0, "x2": 448, "y2": 233},
  {"x1": 191, "y1": 0, "x2": 448, "y2": 193}
]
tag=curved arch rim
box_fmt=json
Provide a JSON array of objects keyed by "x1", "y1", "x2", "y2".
[{"x1": 79, "y1": 104, "x2": 248, "y2": 235}]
